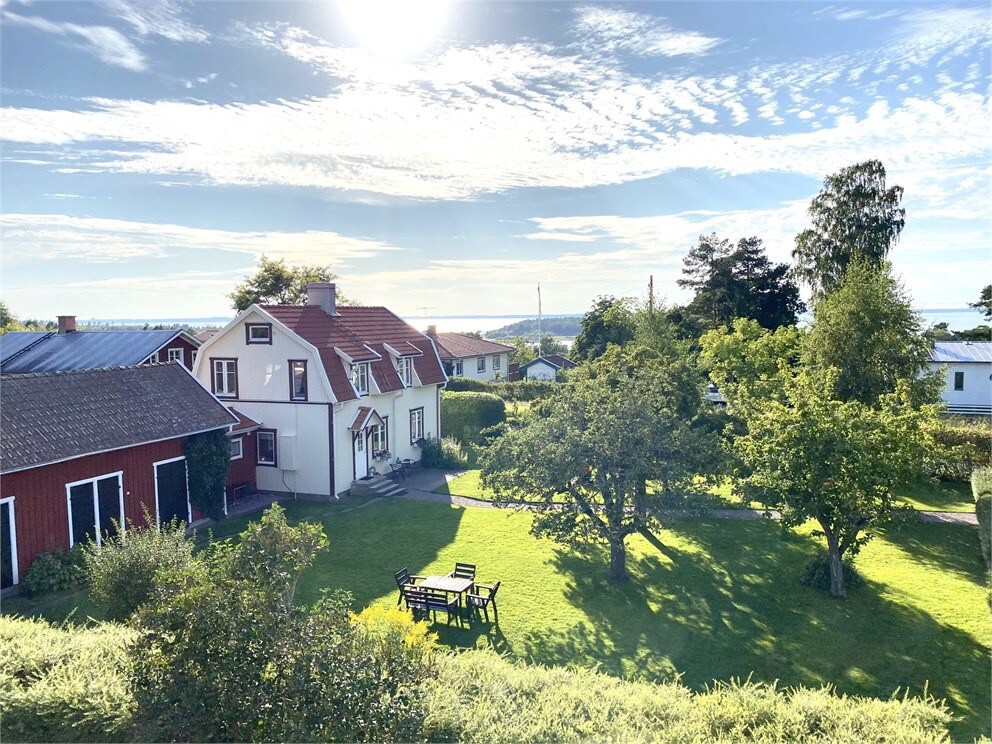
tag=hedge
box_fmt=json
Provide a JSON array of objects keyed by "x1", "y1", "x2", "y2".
[
  {"x1": 0, "y1": 616, "x2": 137, "y2": 742},
  {"x1": 972, "y1": 467, "x2": 992, "y2": 571},
  {"x1": 422, "y1": 650, "x2": 951, "y2": 743},
  {"x1": 928, "y1": 419, "x2": 992, "y2": 482},
  {"x1": 441, "y1": 391, "x2": 506, "y2": 445},
  {"x1": 445, "y1": 377, "x2": 559, "y2": 402}
]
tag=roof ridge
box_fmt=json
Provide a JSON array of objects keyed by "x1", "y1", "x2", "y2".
[{"x1": 0, "y1": 362, "x2": 171, "y2": 380}]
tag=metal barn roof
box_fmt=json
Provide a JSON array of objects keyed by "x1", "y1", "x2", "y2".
[
  {"x1": 930, "y1": 342, "x2": 992, "y2": 364},
  {"x1": 0, "y1": 330, "x2": 183, "y2": 373}
]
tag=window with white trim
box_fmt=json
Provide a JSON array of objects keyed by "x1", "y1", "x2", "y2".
[
  {"x1": 492, "y1": 354, "x2": 501, "y2": 370},
  {"x1": 148, "y1": 351, "x2": 160, "y2": 363},
  {"x1": 477, "y1": 356, "x2": 486, "y2": 373},
  {"x1": 66, "y1": 472, "x2": 123, "y2": 547},
  {"x1": 257, "y1": 430, "x2": 277, "y2": 466},
  {"x1": 230, "y1": 437, "x2": 243, "y2": 460},
  {"x1": 410, "y1": 408, "x2": 424, "y2": 443},
  {"x1": 398, "y1": 357, "x2": 413, "y2": 387},
  {"x1": 246, "y1": 324, "x2": 272, "y2": 344},
  {"x1": 290, "y1": 360, "x2": 308, "y2": 400},
  {"x1": 352, "y1": 363, "x2": 369, "y2": 395},
  {"x1": 453, "y1": 359, "x2": 463, "y2": 376},
  {"x1": 167, "y1": 348, "x2": 184, "y2": 366},
  {"x1": 191, "y1": 350, "x2": 198, "y2": 366},
  {"x1": 212, "y1": 359, "x2": 238, "y2": 397},
  {"x1": 371, "y1": 422, "x2": 388, "y2": 454}
]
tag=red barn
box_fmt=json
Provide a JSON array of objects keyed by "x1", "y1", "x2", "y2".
[{"x1": 0, "y1": 364, "x2": 237, "y2": 590}]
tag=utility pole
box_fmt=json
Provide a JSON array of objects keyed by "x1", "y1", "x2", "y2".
[{"x1": 648, "y1": 275, "x2": 654, "y2": 314}]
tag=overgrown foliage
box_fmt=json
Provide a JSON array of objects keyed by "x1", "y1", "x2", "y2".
[
  {"x1": 802, "y1": 259, "x2": 940, "y2": 406},
  {"x1": 228, "y1": 255, "x2": 351, "y2": 311},
  {"x1": 20, "y1": 547, "x2": 86, "y2": 597},
  {"x1": 422, "y1": 651, "x2": 951, "y2": 743},
  {"x1": 793, "y1": 159, "x2": 905, "y2": 296},
  {"x1": 0, "y1": 616, "x2": 137, "y2": 742},
  {"x1": 82, "y1": 511, "x2": 195, "y2": 621},
  {"x1": 417, "y1": 435, "x2": 470, "y2": 469},
  {"x1": 183, "y1": 429, "x2": 231, "y2": 520},
  {"x1": 482, "y1": 345, "x2": 719, "y2": 580},
  {"x1": 440, "y1": 390, "x2": 506, "y2": 445},
  {"x1": 972, "y1": 468, "x2": 992, "y2": 571},
  {"x1": 799, "y1": 552, "x2": 863, "y2": 594},
  {"x1": 572, "y1": 295, "x2": 636, "y2": 361},
  {"x1": 927, "y1": 418, "x2": 992, "y2": 482}
]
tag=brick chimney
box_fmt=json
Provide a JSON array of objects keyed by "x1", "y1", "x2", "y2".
[
  {"x1": 307, "y1": 283, "x2": 337, "y2": 316},
  {"x1": 57, "y1": 315, "x2": 76, "y2": 334},
  {"x1": 426, "y1": 325, "x2": 437, "y2": 337}
]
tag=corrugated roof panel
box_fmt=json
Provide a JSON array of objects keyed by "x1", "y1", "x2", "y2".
[
  {"x1": 931, "y1": 342, "x2": 992, "y2": 363},
  {"x1": 1, "y1": 330, "x2": 181, "y2": 373},
  {"x1": 0, "y1": 331, "x2": 52, "y2": 365}
]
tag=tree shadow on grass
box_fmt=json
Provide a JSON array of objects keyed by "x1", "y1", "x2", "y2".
[
  {"x1": 519, "y1": 519, "x2": 990, "y2": 741},
  {"x1": 879, "y1": 519, "x2": 985, "y2": 580}
]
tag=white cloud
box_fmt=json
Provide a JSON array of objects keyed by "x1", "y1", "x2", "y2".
[
  {"x1": 0, "y1": 213, "x2": 403, "y2": 263},
  {"x1": 573, "y1": 6, "x2": 722, "y2": 57},
  {"x1": 98, "y1": 0, "x2": 208, "y2": 42},
  {"x1": 3, "y1": 11, "x2": 146, "y2": 71}
]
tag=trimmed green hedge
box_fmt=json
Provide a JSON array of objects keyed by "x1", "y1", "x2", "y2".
[
  {"x1": 422, "y1": 651, "x2": 951, "y2": 743},
  {"x1": 929, "y1": 420, "x2": 992, "y2": 482},
  {"x1": 445, "y1": 377, "x2": 559, "y2": 402},
  {"x1": 441, "y1": 391, "x2": 506, "y2": 445},
  {"x1": 0, "y1": 616, "x2": 137, "y2": 742},
  {"x1": 972, "y1": 467, "x2": 992, "y2": 571}
]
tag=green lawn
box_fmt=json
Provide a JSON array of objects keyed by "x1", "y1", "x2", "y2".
[
  {"x1": 437, "y1": 470, "x2": 977, "y2": 514},
  {"x1": 6, "y1": 498, "x2": 989, "y2": 739}
]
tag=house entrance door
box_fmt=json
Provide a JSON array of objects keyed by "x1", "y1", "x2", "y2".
[
  {"x1": 155, "y1": 457, "x2": 191, "y2": 525},
  {"x1": 354, "y1": 431, "x2": 367, "y2": 479}
]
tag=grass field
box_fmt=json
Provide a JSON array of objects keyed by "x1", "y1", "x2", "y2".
[
  {"x1": 6, "y1": 497, "x2": 989, "y2": 739},
  {"x1": 436, "y1": 470, "x2": 977, "y2": 513}
]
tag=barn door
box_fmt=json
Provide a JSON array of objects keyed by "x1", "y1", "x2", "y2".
[{"x1": 155, "y1": 457, "x2": 190, "y2": 526}]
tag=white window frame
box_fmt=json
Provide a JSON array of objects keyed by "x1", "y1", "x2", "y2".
[
  {"x1": 453, "y1": 359, "x2": 463, "y2": 376},
  {"x1": 477, "y1": 356, "x2": 486, "y2": 373},
  {"x1": 191, "y1": 350, "x2": 198, "y2": 366},
  {"x1": 148, "y1": 351, "x2": 160, "y2": 363},
  {"x1": 230, "y1": 437, "x2": 243, "y2": 460},
  {"x1": 213, "y1": 359, "x2": 237, "y2": 397},
  {"x1": 257, "y1": 430, "x2": 277, "y2": 466},
  {"x1": 167, "y1": 347, "x2": 184, "y2": 366},
  {"x1": 352, "y1": 363, "x2": 369, "y2": 396},
  {"x1": 398, "y1": 357, "x2": 413, "y2": 387},
  {"x1": 492, "y1": 354, "x2": 501, "y2": 370},
  {"x1": 65, "y1": 471, "x2": 125, "y2": 548},
  {"x1": 410, "y1": 408, "x2": 424, "y2": 443},
  {"x1": 246, "y1": 324, "x2": 271, "y2": 344},
  {"x1": 371, "y1": 422, "x2": 387, "y2": 453},
  {"x1": 153, "y1": 456, "x2": 192, "y2": 527},
  {"x1": 1, "y1": 496, "x2": 18, "y2": 586}
]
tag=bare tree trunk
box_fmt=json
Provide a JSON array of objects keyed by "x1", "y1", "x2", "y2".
[
  {"x1": 609, "y1": 538, "x2": 627, "y2": 581},
  {"x1": 825, "y1": 531, "x2": 847, "y2": 599}
]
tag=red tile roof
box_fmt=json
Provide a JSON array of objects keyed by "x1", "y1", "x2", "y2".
[
  {"x1": 260, "y1": 304, "x2": 446, "y2": 400},
  {"x1": 430, "y1": 332, "x2": 515, "y2": 359},
  {"x1": 228, "y1": 406, "x2": 261, "y2": 433}
]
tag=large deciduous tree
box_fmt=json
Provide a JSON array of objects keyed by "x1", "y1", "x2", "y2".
[
  {"x1": 679, "y1": 234, "x2": 804, "y2": 331},
  {"x1": 229, "y1": 255, "x2": 349, "y2": 311},
  {"x1": 735, "y1": 370, "x2": 936, "y2": 598},
  {"x1": 802, "y1": 259, "x2": 940, "y2": 406},
  {"x1": 481, "y1": 346, "x2": 718, "y2": 581},
  {"x1": 793, "y1": 160, "x2": 905, "y2": 296},
  {"x1": 572, "y1": 295, "x2": 635, "y2": 361}
]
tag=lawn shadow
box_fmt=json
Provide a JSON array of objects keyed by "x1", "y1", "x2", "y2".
[
  {"x1": 519, "y1": 519, "x2": 990, "y2": 741},
  {"x1": 878, "y1": 519, "x2": 985, "y2": 580},
  {"x1": 432, "y1": 612, "x2": 513, "y2": 656}
]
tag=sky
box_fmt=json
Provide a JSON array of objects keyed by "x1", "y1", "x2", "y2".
[{"x1": 1, "y1": 0, "x2": 989, "y2": 322}]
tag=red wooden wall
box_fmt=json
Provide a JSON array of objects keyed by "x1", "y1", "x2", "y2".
[
  {"x1": 1, "y1": 437, "x2": 186, "y2": 580},
  {"x1": 147, "y1": 335, "x2": 199, "y2": 370},
  {"x1": 227, "y1": 430, "x2": 258, "y2": 500}
]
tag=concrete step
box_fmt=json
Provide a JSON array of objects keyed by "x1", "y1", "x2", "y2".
[{"x1": 351, "y1": 475, "x2": 407, "y2": 498}]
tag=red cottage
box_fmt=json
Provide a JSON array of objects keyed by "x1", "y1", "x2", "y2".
[{"x1": 0, "y1": 364, "x2": 237, "y2": 590}]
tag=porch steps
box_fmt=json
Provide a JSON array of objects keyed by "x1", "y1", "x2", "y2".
[{"x1": 350, "y1": 474, "x2": 407, "y2": 498}]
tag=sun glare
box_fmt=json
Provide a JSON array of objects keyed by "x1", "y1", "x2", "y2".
[{"x1": 339, "y1": 0, "x2": 449, "y2": 58}]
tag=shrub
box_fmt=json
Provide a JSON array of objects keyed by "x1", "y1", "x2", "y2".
[
  {"x1": 422, "y1": 650, "x2": 950, "y2": 743},
  {"x1": 184, "y1": 429, "x2": 230, "y2": 519},
  {"x1": 444, "y1": 377, "x2": 490, "y2": 393},
  {"x1": 489, "y1": 380, "x2": 558, "y2": 402},
  {"x1": 132, "y1": 509, "x2": 431, "y2": 742},
  {"x1": 799, "y1": 552, "x2": 863, "y2": 593},
  {"x1": 927, "y1": 419, "x2": 992, "y2": 482},
  {"x1": 441, "y1": 391, "x2": 506, "y2": 444},
  {"x1": 0, "y1": 616, "x2": 137, "y2": 742},
  {"x1": 419, "y1": 435, "x2": 470, "y2": 469},
  {"x1": 20, "y1": 547, "x2": 86, "y2": 597},
  {"x1": 972, "y1": 467, "x2": 992, "y2": 571},
  {"x1": 82, "y1": 511, "x2": 196, "y2": 621}
]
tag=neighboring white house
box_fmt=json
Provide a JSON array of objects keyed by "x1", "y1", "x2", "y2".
[
  {"x1": 193, "y1": 284, "x2": 447, "y2": 498},
  {"x1": 518, "y1": 354, "x2": 577, "y2": 381},
  {"x1": 929, "y1": 341, "x2": 992, "y2": 416},
  {"x1": 427, "y1": 327, "x2": 515, "y2": 381}
]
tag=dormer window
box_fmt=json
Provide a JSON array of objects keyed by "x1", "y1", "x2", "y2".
[
  {"x1": 398, "y1": 357, "x2": 413, "y2": 387},
  {"x1": 352, "y1": 363, "x2": 369, "y2": 396},
  {"x1": 246, "y1": 323, "x2": 272, "y2": 344}
]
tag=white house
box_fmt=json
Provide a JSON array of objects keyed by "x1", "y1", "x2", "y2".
[
  {"x1": 193, "y1": 284, "x2": 447, "y2": 498},
  {"x1": 518, "y1": 354, "x2": 577, "y2": 381},
  {"x1": 427, "y1": 327, "x2": 515, "y2": 381},
  {"x1": 929, "y1": 341, "x2": 992, "y2": 416}
]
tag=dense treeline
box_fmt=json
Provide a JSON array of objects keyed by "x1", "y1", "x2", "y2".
[{"x1": 486, "y1": 316, "x2": 581, "y2": 339}]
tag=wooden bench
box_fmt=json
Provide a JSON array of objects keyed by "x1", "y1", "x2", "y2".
[{"x1": 402, "y1": 585, "x2": 459, "y2": 623}]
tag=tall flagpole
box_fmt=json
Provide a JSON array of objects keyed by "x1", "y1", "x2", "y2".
[{"x1": 537, "y1": 283, "x2": 542, "y2": 356}]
